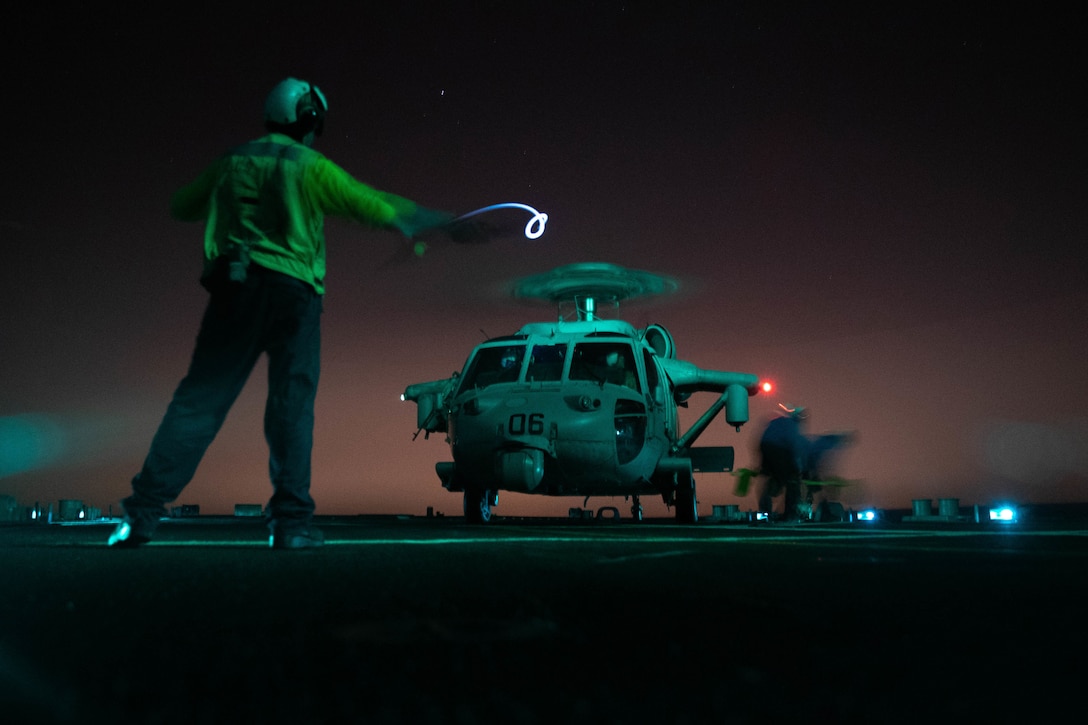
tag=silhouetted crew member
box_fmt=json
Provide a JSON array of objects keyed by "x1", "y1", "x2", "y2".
[
  {"x1": 109, "y1": 78, "x2": 451, "y2": 549},
  {"x1": 804, "y1": 432, "x2": 854, "y2": 483},
  {"x1": 757, "y1": 406, "x2": 809, "y2": 521}
]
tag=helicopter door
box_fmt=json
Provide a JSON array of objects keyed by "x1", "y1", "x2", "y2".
[
  {"x1": 642, "y1": 348, "x2": 665, "y2": 407},
  {"x1": 643, "y1": 347, "x2": 677, "y2": 441},
  {"x1": 570, "y1": 342, "x2": 646, "y2": 465}
]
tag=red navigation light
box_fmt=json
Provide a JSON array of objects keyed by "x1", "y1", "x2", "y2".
[{"x1": 760, "y1": 381, "x2": 773, "y2": 394}]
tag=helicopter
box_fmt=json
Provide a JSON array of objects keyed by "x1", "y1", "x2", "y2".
[{"x1": 402, "y1": 262, "x2": 766, "y2": 523}]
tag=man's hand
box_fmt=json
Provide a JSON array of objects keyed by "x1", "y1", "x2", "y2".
[
  {"x1": 393, "y1": 206, "x2": 455, "y2": 239},
  {"x1": 445, "y1": 217, "x2": 505, "y2": 244}
]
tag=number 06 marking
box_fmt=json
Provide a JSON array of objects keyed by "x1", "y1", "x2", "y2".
[{"x1": 509, "y1": 413, "x2": 545, "y2": 436}]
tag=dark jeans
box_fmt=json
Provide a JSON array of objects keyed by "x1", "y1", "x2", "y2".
[
  {"x1": 758, "y1": 442, "x2": 803, "y2": 518},
  {"x1": 123, "y1": 263, "x2": 322, "y2": 534}
]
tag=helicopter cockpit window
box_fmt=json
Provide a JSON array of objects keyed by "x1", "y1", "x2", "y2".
[
  {"x1": 527, "y1": 344, "x2": 566, "y2": 382},
  {"x1": 569, "y1": 342, "x2": 640, "y2": 391},
  {"x1": 460, "y1": 345, "x2": 526, "y2": 390}
]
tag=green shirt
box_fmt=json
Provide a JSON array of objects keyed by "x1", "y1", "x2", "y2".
[{"x1": 170, "y1": 133, "x2": 418, "y2": 294}]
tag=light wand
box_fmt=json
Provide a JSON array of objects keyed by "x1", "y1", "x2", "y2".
[{"x1": 451, "y1": 202, "x2": 549, "y2": 239}]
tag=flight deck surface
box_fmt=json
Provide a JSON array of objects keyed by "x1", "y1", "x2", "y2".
[{"x1": 3, "y1": 512, "x2": 1085, "y2": 723}]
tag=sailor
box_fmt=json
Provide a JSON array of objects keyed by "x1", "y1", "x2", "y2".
[{"x1": 109, "y1": 78, "x2": 452, "y2": 549}]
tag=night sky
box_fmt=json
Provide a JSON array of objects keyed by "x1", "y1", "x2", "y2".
[{"x1": 2, "y1": 3, "x2": 1085, "y2": 518}]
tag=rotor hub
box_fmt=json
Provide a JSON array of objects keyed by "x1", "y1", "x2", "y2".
[{"x1": 512, "y1": 263, "x2": 679, "y2": 321}]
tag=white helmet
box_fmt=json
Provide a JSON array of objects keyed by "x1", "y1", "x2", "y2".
[{"x1": 264, "y1": 77, "x2": 328, "y2": 136}]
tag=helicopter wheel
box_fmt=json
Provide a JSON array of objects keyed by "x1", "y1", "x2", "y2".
[
  {"x1": 631, "y1": 495, "x2": 643, "y2": 522},
  {"x1": 464, "y1": 487, "x2": 493, "y2": 524},
  {"x1": 675, "y1": 476, "x2": 698, "y2": 524}
]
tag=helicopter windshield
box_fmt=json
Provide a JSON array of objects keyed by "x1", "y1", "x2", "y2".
[
  {"x1": 527, "y1": 344, "x2": 566, "y2": 382},
  {"x1": 569, "y1": 342, "x2": 640, "y2": 391},
  {"x1": 460, "y1": 344, "x2": 526, "y2": 391}
]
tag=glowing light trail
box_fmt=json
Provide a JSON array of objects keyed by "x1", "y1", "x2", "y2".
[{"x1": 454, "y1": 202, "x2": 549, "y2": 239}]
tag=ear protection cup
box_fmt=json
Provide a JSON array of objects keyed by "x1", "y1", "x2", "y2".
[
  {"x1": 295, "y1": 83, "x2": 327, "y2": 136},
  {"x1": 295, "y1": 105, "x2": 319, "y2": 136}
]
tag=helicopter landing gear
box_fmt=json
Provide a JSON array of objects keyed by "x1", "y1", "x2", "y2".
[
  {"x1": 630, "y1": 495, "x2": 644, "y2": 522},
  {"x1": 464, "y1": 487, "x2": 495, "y2": 524},
  {"x1": 675, "y1": 475, "x2": 698, "y2": 524}
]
